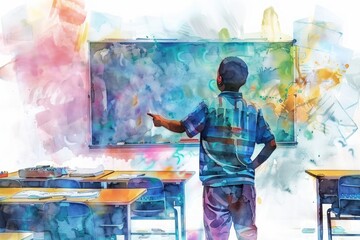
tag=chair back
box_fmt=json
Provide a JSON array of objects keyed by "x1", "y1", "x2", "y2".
[
  {"x1": 1, "y1": 180, "x2": 42, "y2": 232},
  {"x1": 45, "y1": 179, "x2": 81, "y2": 188},
  {"x1": 0, "y1": 179, "x2": 22, "y2": 188},
  {"x1": 338, "y1": 175, "x2": 360, "y2": 216},
  {"x1": 127, "y1": 177, "x2": 165, "y2": 216},
  {"x1": 43, "y1": 202, "x2": 95, "y2": 239}
]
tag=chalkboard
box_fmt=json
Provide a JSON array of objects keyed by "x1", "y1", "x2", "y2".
[{"x1": 89, "y1": 40, "x2": 296, "y2": 147}]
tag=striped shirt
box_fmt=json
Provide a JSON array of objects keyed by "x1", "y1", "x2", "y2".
[{"x1": 181, "y1": 91, "x2": 275, "y2": 187}]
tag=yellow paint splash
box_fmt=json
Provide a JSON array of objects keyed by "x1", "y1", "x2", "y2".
[
  {"x1": 136, "y1": 116, "x2": 142, "y2": 126},
  {"x1": 261, "y1": 7, "x2": 281, "y2": 41},
  {"x1": 132, "y1": 95, "x2": 138, "y2": 106},
  {"x1": 75, "y1": 21, "x2": 88, "y2": 52},
  {"x1": 218, "y1": 28, "x2": 231, "y2": 40}
]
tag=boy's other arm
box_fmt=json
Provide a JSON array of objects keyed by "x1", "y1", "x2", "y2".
[
  {"x1": 147, "y1": 113, "x2": 185, "y2": 133},
  {"x1": 251, "y1": 139, "x2": 277, "y2": 169}
]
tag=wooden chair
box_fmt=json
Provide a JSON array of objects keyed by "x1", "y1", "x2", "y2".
[
  {"x1": 0, "y1": 179, "x2": 22, "y2": 188},
  {"x1": 0, "y1": 180, "x2": 22, "y2": 231},
  {"x1": 327, "y1": 175, "x2": 360, "y2": 239},
  {"x1": 43, "y1": 201, "x2": 95, "y2": 239},
  {"x1": 0, "y1": 179, "x2": 43, "y2": 234},
  {"x1": 44, "y1": 178, "x2": 81, "y2": 188},
  {"x1": 127, "y1": 176, "x2": 179, "y2": 240}
]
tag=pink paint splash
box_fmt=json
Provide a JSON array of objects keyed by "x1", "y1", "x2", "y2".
[{"x1": 13, "y1": 0, "x2": 89, "y2": 155}]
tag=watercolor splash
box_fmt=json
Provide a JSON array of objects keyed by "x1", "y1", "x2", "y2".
[
  {"x1": 0, "y1": 1, "x2": 359, "y2": 238},
  {"x1": 0, "y1": 0, "x2": 356, "y2": 160},
  {"x1": 293, "y1": 12, "x2": 354, "y2": 143},
  {"x1": 0, "y1": 0, "x2": 356, "y2": 185},
  {"x1": 1, "y1": 0, "x2": 88, "y2": 159},
  {"x1": 0, "y1": 0, "x2": 356, "y2": 184}
]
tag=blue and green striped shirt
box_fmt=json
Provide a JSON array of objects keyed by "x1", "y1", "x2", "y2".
[{"x1": 181, "y1": 91, "x2": 275, "y2": 187}]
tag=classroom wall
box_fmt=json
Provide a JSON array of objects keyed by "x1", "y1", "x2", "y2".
[{"x1": 1, "y1": 0, "x2": 360, "y2": 239}]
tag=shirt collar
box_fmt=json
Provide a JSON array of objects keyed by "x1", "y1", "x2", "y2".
[{"x1": 219, "y1": 91, "x2": 243, "y2": 98}]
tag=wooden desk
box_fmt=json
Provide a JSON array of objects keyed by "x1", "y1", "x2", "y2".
[
  {"x1": 305, "y1": 169, "x2": 360, "y2": 240},
  {"x1": 103, "y1": 170, "x2": 194, "y2": 183},
  {"x1": 6, "y1": 170, "x2": 114, "y2": 189},
  {"x1": 101, "y1": 170, "x2": 195, "y2": 240},
  {"x1": 0, "y1": 232, "x2": 33, "y2": 240},
  {"x1": 7, "y1": 170, "x2": 114, "y2": 187},
  {"x1": 0, "y1": 188, "x2": 146, "y2": 240},
  {"x1": 4, "y1": 170, "x2": 195, "y2": 239}
]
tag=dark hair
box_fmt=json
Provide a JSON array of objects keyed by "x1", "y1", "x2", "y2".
[{"x1": 218, "y1": 56, "x2": 248, "y2": 91}]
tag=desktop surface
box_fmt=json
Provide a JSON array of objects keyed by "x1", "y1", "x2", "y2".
[
  {"x1": 0, "y1": 232, "x2": 33, "y2": 240},
  {"x1": 0, "y1": 187, "x2": 146, "y2": 205},
  {"x1": 7, "y1": 170, "x2": 114, "y2": 181},
  {"x1": 102, "y1": 170, "x2": 195, "y2": 183},
  {"x1": 306, "y1": 169, "x2": 360, "y2": 178}
]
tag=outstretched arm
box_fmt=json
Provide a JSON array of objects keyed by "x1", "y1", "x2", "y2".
[
  {"x1": 251, "y1": 139, "x2": 277, "y2": 169},
  {"x1": 147, "y1": 113, "x2": 185, "y2": 133}
]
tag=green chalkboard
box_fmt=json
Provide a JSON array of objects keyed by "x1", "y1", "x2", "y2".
[{"x1": 89, "y1": 40, "x2": 296, "y2": 147}]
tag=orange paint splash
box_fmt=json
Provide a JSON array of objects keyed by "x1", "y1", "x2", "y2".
[
  {"x1": 315, "y1": 67, "x2": 343, "y2": 88},
  {"x1": 55, "y1": 0, "x2": 87, "y2": 25},
  {"x1": 136, "y1": 116, "x2": 142, "y2": 126},
  {"x1": 132, "y1": 95, "x2": 138, "y2": 106}
]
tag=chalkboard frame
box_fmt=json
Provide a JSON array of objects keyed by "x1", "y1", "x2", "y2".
[{"x1": 88, "y1": 39, "x2": 297, "y2": 148}]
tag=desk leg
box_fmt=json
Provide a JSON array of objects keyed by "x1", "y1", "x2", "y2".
[
  {"x1": 125, "y1": 205, "x2": 131, "y2": 240},
  {"x1": 316, "y1": 178, "x2": 338, "y2": 240},
  {"x1": 164, "y1": 182, "x2": 187, "y2": 240},
  {"x1": 180, "y1": 183, "x2": 186, "y2": 240},
  {"x1": 316, "y1": 179, "x2": 323, "y2": 240},
  {"x1": 101, "y1": 182, "x2": 108, "y2": 189}
]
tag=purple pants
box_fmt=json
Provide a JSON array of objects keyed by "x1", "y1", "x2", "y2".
[{"x1": 203, "y1": 184, "x2": 257, "y2": 240}]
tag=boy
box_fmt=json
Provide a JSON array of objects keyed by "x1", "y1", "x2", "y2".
[{"x1": 148, "y1": 56, "x2": 277, "y2": 240}]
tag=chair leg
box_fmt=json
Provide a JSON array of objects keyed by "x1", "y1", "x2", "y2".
[
  {"x1": 326, "y1": 209, "x2": 332, "y2": 240},
  {"x1": 174, "y1": 209, "x2": 179, "y2": 240}
]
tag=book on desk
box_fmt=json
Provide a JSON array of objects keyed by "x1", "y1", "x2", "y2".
[
  {"x1": 69, "y1": 165, "x2": 104, "y2": 177},
  {"x1": 11, "y1": 190, "x2": 100, "y2": 199},
  {"x1": 0, "y1": 171, "x2": 8, "y2": 178},
  {"x1": 108, "y1": 173, "x2": 146, "y2": 180},
  {"x1": 18, "y1": 166, "x2": 68, "y2": 178}
]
